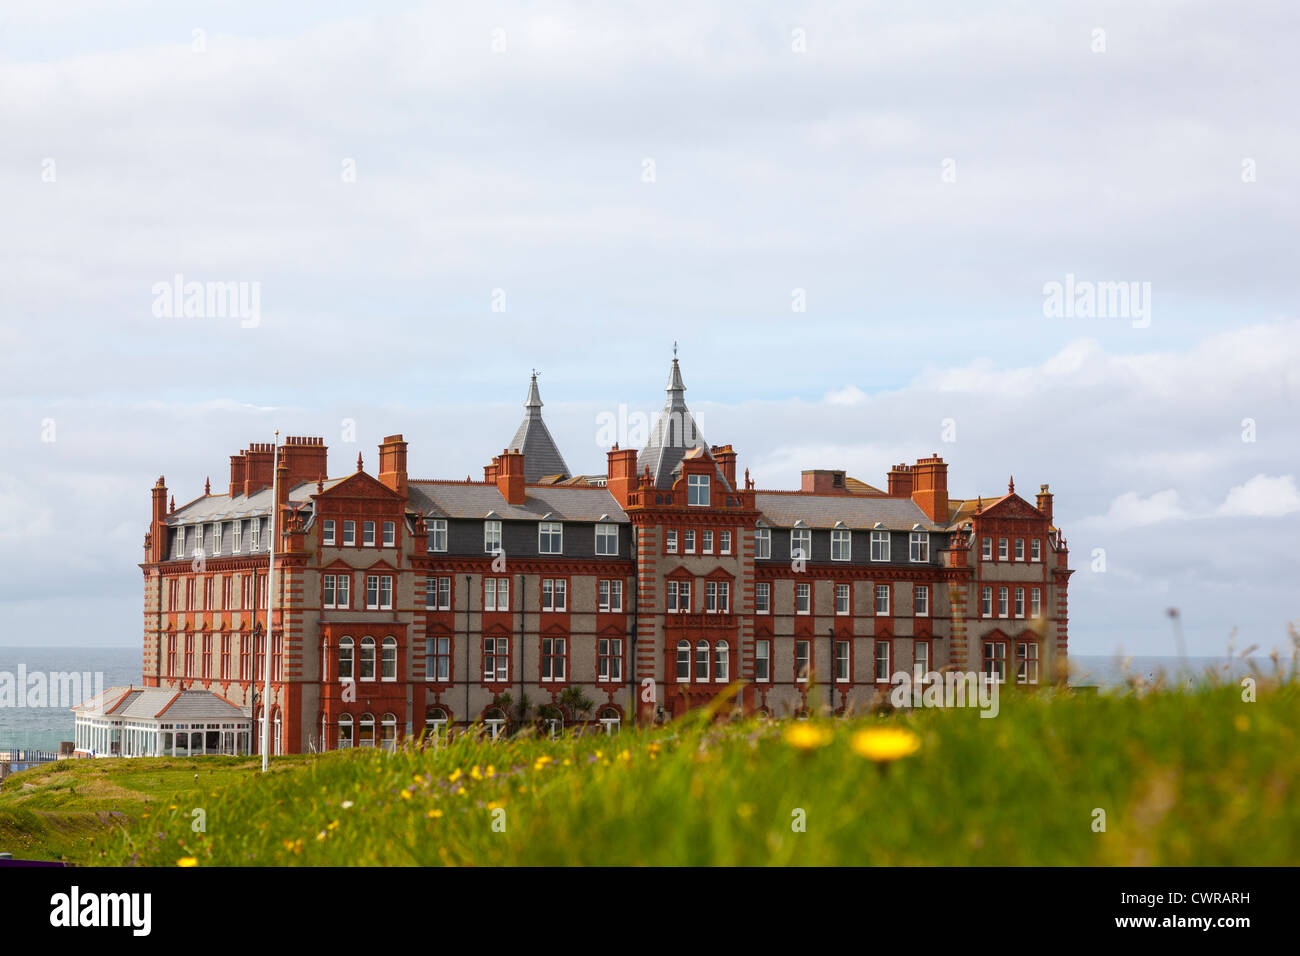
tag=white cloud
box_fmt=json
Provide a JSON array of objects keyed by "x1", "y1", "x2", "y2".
[
  {"x1": 1097, "y1": 490, "x2": 1188, "y2": 527},
  {"x1": 1218, "y1": 474, "x2": 1300, "y2": 517}
]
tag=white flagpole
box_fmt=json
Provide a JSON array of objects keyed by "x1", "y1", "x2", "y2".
[{"x1": 261, "y1": 431, "x2": 279, "y2": 772}]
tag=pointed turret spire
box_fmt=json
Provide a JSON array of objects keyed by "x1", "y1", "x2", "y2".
[
  {"x1": 1008, "y1": 475, "x2": 1015, "y2": 494},
  {"x1": 506, "y1": 370, "x2": 571, "y2": 483},
  {"x1": 666, "y1": 354, "x2": 686, "y2": 406},
  {"x1": 204, "y1": 476, "x2": 210, "y2": 496},
  {"x1": 639, "y1": 349, "x2": 721, "y2": 490},
  {"x1": 525, "y1": 369, "x2": 543, "y2": 417}
]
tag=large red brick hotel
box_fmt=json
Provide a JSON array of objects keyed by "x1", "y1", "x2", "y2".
[{"x1": 139, "y1": 357, "x2": 1071, "y2": 753}]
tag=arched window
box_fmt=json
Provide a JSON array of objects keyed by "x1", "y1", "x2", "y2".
[
  {"x1": 338, "y1": 714, "x2": 354, "y2": 749},
  {"x1": 715, "y1": 640, "x2": 729, "y2": 682},
  {"x1": 380, "y1": 713, "x2": 397, "y2": 752},
  {"x1": 381, "y1": 637, "x2": 397, "y2": 680},
  {"x1": 695, "y1": 640, "x2": 710, "y2": 682},
  {"x1": 273, "y1": 709, "x2": 282, "y2": 755},
  {"x1": 425, "y1": 706, "x2": 449, "y2": 741},
  {"x1": 359, "y1": 713, "x2": 375, "y2": 748},
  {"x1": 598, "y1": 706, "x2": 621, "y2": 735},
  {"x1": 676, "y1": 640, "x2": 690, "y2": 681},
  {"x1": 482, "y1": 707, "x2": 507, "y2": 740},
  {"x1": 338, "y1": 637, "x2": 354, "y2": 681},
  {"x1": 360, "y1": 637, "x2": 376, "y2": 681}
]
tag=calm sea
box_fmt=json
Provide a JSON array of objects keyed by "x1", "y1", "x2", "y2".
[
  {"x1": 0, "y1": 648, "x2": 1280, "y2": 752},
  {"x1": 0, "y1": 646, "x2": 140, "y2": 751}
]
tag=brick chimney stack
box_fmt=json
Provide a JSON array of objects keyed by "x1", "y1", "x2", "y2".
[
  {"x1": 281, "y1": 436, "x2": 328, "y2": 487},
  {"x1": 910, "y1": 454, "x2": 949, "y2": 523},
  {"x1": 887, "y1": 463, "x2": 913, "y2": 497},
  {"x1": 377, "y1": 434, "x2": 408, "y2": 498},
  {"x1": 243, "y1": 443, "x2": 275, "y2": 496},
  {"x1": 149, "y1": 476, "x2": 168, "y2": 562},
  {"x1": 229, "y1": 454, "x2": 247, "y2": 498},
  {"x1": 711, "y1": 445, "x2": 738, "y2": 489},
  {"x1": 1037, "y1": 483, "x2": 1053, "y2": 524},
  {"x1": 801, "y1": 469, "x2": 848, "y2": 494},
  {"x1": 606, "y1": 445, "x2": 639, "y2": 508},
  {"x1": 496, "y1": 448, "x2": 526, "y2": 505}
]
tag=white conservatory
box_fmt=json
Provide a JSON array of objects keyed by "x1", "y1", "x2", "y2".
[{"x1": 72, "y1": 686, "x2": 252, "y2": 757}]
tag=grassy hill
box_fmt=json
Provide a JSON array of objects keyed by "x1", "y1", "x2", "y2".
[
  {"x1": 0, "y1": 755, "x2": 306, "y2": 863},
  {"x1": 33, "y1": 678, "x2": 1287, "y2": 867}
]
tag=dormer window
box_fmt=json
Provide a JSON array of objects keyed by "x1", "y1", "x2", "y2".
[
  {"x1": 485, "y1": 520, "x2": 502, "y2": 554},
  {"x1": 870, "y1": 530, "x2": 890, "y2": 562},
  {"x1": 539, "y1": 521, "x2": 563, "y2": 555},
  {"x1": 791, "y1": 527, "x2": 811, "y2": 560},
  {"x1": 830, "y1": 528, "x2": 851, "y2": 561},
  {"x1": 595, "y1": 522, "x2": 619, "y2": 556},
  {"x1": 909, "y1": 531, "x2": 930, "y2": 562},
  {"x1": 687, "y1": 474, "x2": 710, "y2": 506},
  {"x1": 755, "y1": 527, "x2": 771, "y2": 559},
  {"x1": 428, "y1": 519, "x2": 447, "y2": 552}
]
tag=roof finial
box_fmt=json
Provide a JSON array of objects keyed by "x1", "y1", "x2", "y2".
[
  {"x1": 673, "y1": 340, "x2": 678, "y2": 358},
  {"x1": 204, "y1": 476, "x2": 210, "y2": 496},
  {"x1": 356, "y1": 452, "x2": 363, "y2": 472},
  {"x1": 1008, "y1": 475, "x2": 1015, "y2": 493}
]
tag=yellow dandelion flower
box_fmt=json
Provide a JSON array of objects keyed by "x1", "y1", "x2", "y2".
[
  {"x1": 449, "y1": 769, "x2": 462, "y2": 782},
  {"x1": 399, "y1": 790, "x2": 412, "y2": 800},
  {"x1": 315, "y1": 831, "x2": 327, "y2": 842},
  {"x1": 456, "y1": 786, "x2": 467, "y2": 796},
  {"x1": 470, "y1": 765, "x2": 483, "y2": 781},
  {"x1": 327, "y1": 820, "x2": 340, "y2": 831},
  {"x1": 176, "y1": 857, "x2": 198, "y2": 867},
  {"x1": 784, "y1": 723, "x2": 833, "y2": 750},
  {"x1": 850, "y1": 727, "x2": 921, "y2": 762},
  {"x1": 618, "y1": 749, "x2": 631, "y2": 762},
  {"x1": 486, "y1": 765, "x2": 495, "y2": 778},
  {"x1": 562, "y1": 758, "x2": 572, "y2": 766},
  {"x1": 427, "y1": 809, "x2": 444, "y2": 819}
]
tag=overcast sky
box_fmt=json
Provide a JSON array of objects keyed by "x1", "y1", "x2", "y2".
[{"x1": 2, "y1": 1, "x2": 1297, "y2": 657}]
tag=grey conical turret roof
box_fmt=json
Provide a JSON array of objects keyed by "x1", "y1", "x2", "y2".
[
  {"x1": 638, "y1": 355, "x2": 719, "y2": 490},
  {"x1": 508, "y1": 373, "x2": 571, "y2": 483}
]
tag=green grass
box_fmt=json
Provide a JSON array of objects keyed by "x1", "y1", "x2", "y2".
[
  {"x1": 0, "y1": 756, "x2": 305, "y2": 863},
  {"x1": 78, "y1": 681, "x2": 1300, "y2": 867}
]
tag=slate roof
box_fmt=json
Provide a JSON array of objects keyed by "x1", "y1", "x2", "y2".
[
  {"x1": 506, "y1": 373, "x2": 571, "y2": 484},
  {"x1": 754, "y1": 493, "x2": 944, "y2": 532},
  {"x1": 408, "y1": 482, "x2": 628, "y2": 523},
  {"x1": 168, "y1": 480, "x2": 338, "y2": 525}
]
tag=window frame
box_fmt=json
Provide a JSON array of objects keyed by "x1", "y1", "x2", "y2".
[
  {"x1": 870, "y1": 530, "x2": 891, "y2": 562},
  {"x1": 538, "y1": 521, "x2": 563, "y2": 555},
  {"x1": 595, "y1": 522, "x2": 619, "y2": 556},
  {"x1": 687, "y1": 473, "x2": 710, "y2": 506},
  {"x1": 830, "y1": 528, "x2": 851, "y2": 561},
  {"x1": 755, "y1": 639, "x2": 771, "y2": 682}
]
